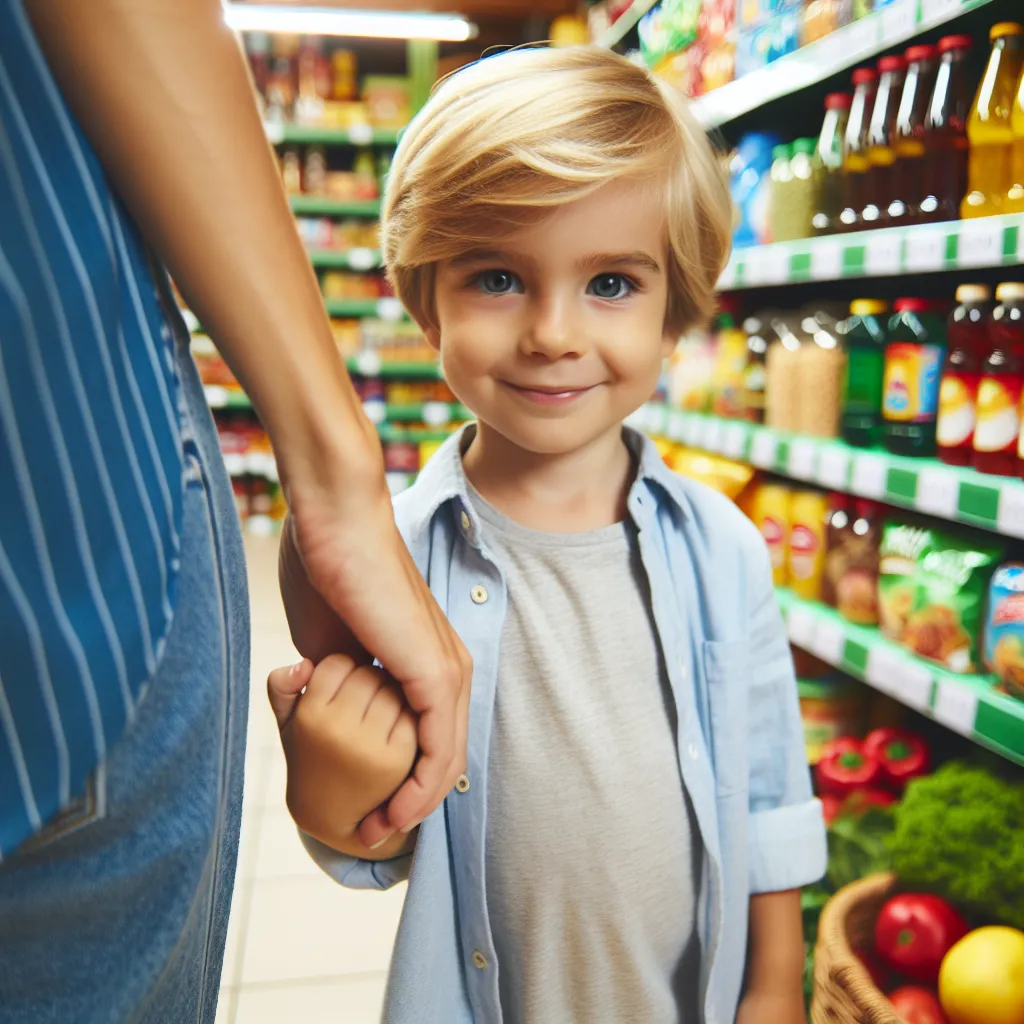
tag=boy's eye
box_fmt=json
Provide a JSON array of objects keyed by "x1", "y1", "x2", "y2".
[
  {"x1": 476, "y1": 270, "x2": 522, "y2": 295},
  {"x1": 588, "y1": 273, "x2": 634, "y2": 300}
]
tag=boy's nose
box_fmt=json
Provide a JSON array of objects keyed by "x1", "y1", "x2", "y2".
[{"x1": 521, "y1": 295, "x2": 585, "y2": 359}]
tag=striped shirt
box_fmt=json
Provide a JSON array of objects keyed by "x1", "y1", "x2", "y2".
[{"x1": 0, "y1": 4, "x2": 184, "y2": 859}]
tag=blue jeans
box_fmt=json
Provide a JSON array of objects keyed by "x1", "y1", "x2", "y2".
[{"x1": 0, "y1": 315, "x2": 250, "y2": 1023}]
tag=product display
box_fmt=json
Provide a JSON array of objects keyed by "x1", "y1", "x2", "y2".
[{"x1": 986, "y1": 563, "x2": 1024, "y2": 697}]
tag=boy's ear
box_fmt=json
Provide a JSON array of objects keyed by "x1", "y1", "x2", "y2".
[{"x1": 424, "y1": 324, "x2": 441, "y2": 351}]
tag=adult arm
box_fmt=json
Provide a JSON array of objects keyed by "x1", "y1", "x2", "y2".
[
  {"x1": 26, "y1": 0, "x2": 471, "y2": 839},
  {"x1": 737, "y1": 890, "x2": 807, "y2": 1024}
]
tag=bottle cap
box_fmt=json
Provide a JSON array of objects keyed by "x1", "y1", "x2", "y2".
[
  {"x1": 825, "y1": 92, "x2": 852, "y2": 110},
  {"x1": 954, "y1": 284, "x2": 992, "y2": 304},
  {"x1": 772, "y1": 143, "x2": 791, "y2": 161},
  {"x1": 995, "y1": 282, "x2": 1024, "y2": 302},
  {"x1": 850, "y1": 299, "x2": 889, "y2": 316},
  {"x1": 792, "y1": 137, "x2": 817, "y2": 156},
  {"x1": 877, "y1": 55, "x2": 907, "y2": 73},
  {"x1": 937, "y1": 34, "x2": 973, "y2": 54},
  {"x1": 854, "y1": 499, "x2": 881, "y2": 521},
  {"x1": 990, "y1": 23, "x2": 1024, "y2": 40},
  {"x1": 894, "y1": 298, "x2": 938, "y2": 313},
  {"x1": 852, "y1": 67, "x2": 877, "y2": 85},
  {"x1": 904, "y1": 44, "x2": 937, "y2": 63}
]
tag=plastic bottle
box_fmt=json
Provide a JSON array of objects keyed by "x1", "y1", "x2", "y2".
[
  {"x1": 889, "y1": 45, "x2": 938, "y2": 226},
  {"x1": 919, "y1": 35, "x2": 974, "y2": 223},
  {"x1": 840, "y1": 299, "x2": 890, "y2": 448},
  {"x1": 839, "y1": 68, "x2": 877, "y2": 232},
  {"x1": 812, "y1": 92, "x2": 852, "y2": 235},
  {"x1": 788, "y1": 138, "x2": 818, "y2": 241},
  {"x1": 882, "y1": 298, "x2": 948, "y2": 457},
  {"x1": 974, "y1": 282, "x2": 1024, "y2": 476},
  {"x1": 937, "y1": 284, "x2": 993, "y2": 466},
  {"x1": 742, "y1": 312, "x2": 772, "y2": 424},
  {"x1": 862, "y1": 55, "x2": 906, "y2": 226},
  {"x1": 961, "y1": 24, "x2": 1024, "y2": 220},
  {"x1": 769, "y1": 143, "x2": 794, "y2": 241}
]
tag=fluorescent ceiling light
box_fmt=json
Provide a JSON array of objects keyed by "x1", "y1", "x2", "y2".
[{"x1": 223, "y1": 4, "x2": 477, "y2": 42}]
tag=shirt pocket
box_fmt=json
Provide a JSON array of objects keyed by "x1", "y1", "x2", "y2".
[{"x1": 703, "y1": 639, "x2": 749, "y2": 797}]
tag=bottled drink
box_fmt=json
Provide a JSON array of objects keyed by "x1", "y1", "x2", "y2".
[
  {"x1": 882, "y1": 298, "x2": 947, "y2": 458},
  {"x1": 840, "y1": 299, "x2": 889, "y2": 448},
  {"x1": 889, "y1": 45, "x2": 938, "y2": 226},
  {"x1": 742, "y1": 312, "x2": 772, "y2": 424},
  {"x1": 974, "y1": 282, "x2": 1024, "y2": 476},
  {"x1": 937, "y1": 284, "x2": 993, "y2": 466},
  {"x1": 961, "y1": 23, "x2": 1024, "y2": 219},
  {"x1": 812, "y1": 92, "x2": 852, "y2": 235},
  {"x1": 769, "y1": 143, "x2": 794, "y2": 241},
  {"x1": 839, "y1": 68, "x2": 877, "y2": 231},
  {"x1": 919, "y1": 35, "x2": 973, "y2": 223},
  {"x1": 788, "y1": 138, "x2": 818, "y2": 240},
  {"x1": 1007, "y1": 38, "x2": 1024, "y2": 212},
  {"x1": 862, "y1": 56, "x2": 906, "y2": 226}
]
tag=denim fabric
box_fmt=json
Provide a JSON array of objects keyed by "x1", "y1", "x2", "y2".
[
  {"x1": 0, "y1": 312, "x2": 249, "y2": 1024},
  {"x1": 304, "y1": 425, "x2": 828, "y2": 1024}
]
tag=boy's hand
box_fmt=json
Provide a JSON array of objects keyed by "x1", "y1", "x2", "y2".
[
  {"x1": 267, "y1": 655, "x2": 419, "y2": 858},
  {"x1": 736, "y1": 989, "x2": 807, "y2": 1024}
]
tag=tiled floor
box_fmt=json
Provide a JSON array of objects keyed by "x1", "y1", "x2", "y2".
[{"x1": 217, "y1": 535, "x2": 406, "y2": 1023}]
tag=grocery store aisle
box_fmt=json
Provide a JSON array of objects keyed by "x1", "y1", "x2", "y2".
[{"x1": 216, "y1": 535, "x2": 405, "y2": 1024}]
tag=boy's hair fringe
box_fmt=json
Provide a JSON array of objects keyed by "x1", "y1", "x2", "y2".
[{"x1": 381, "y1": 45, "x2": 732, "y2": 336}]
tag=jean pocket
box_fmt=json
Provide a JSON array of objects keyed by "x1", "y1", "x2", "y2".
[
  {"x1": 16, "y1": 766, "x2": 107, "y2": 858},
  {"x1": 703, "y1": 639, "x2": 749, "y2": 797},
  {"x1": 183, "y1": 444, "x2": 206, "y2": 491}
]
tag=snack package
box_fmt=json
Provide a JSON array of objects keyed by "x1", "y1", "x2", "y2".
[
  {"x1": 825, "y1": 498, "x2": 882, "y2": 625},
  {"x1": 749, "y1": 478, "x2": 791, "y2": 586},
  {"x1": 788, "y1": 489, "x2": 829, "y2": 602},
  {"x1": 985, "y1": 563, "x2": 1024, "y2": 699},
  {"x1": 639, "y1": 0, "x2": 701, "y2": 66},
  {"x1": 669, "y1": 449, "x2": 756, "y2": 502},
  {"x1": 879, "y1": 523, "x2": 931, "y2": 643}
]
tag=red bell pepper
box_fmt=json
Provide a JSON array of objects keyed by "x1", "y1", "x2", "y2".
[
  {"x1": 887, "y1": 986, "x2": 949, "y2": 1024},
  {"x1": 863, "y1": 727, "x2": 930, "y2": 792},
  {"x1": 815, "y1": 744, "x2": 883, "y2": 797},
  {"x1": 819, "y1": 735, "x2": 863, "y2": 761},
  {"x1": 874, "y1": 894, "x2": 969, "y2": 984}
]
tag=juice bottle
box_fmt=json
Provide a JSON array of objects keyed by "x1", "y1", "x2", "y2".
[
  {"x1": 1008, "y1": 46, "x2": 1024, "y2": 212},
  {"x1": 839, "y1": 68, "x2": 877, "y2": 232},
  {"x1": 862, "y1": 55, "x2": 906, "y2": 226},
  {"x1": 789, "y1": 138, "x2": 818, "y2": 240},
  {"x1": 973, "y1": 282, "x2": 1024, "y2": 476},
  {"x1": 840, "y1": 299, "x2": 889, "y2": 448},
  {"x1": 768, "y1": 143, "x2": 794, "y2": 242},
  {"x1": 812, "y1": 92, "x2": 852, "y2": 235},
  {"x1": 882, "y1": 298, "x2": 947, "y2": 457},
  {"x1": 889, "y1": 45, "x2": 938, "y2": 226},
  {"x1": 937, "y1": 284, "x2": 993, "y2": 466},
  {"x1": 961, "y1": 24, "x2": 1024, "y2": 219},
  {"x1": 919, "y1": 35, "x2": 973, "y2": 223},
  {"x1": 743, "y1": 312, "x2": 771, "y2": 424}
]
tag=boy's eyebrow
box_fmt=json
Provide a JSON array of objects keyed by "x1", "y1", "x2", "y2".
[
  {"x1": 448, "y1": 249, "x2": 663, "y2": 273},
  {"x1": 449, "y1": 248, "x2": 535, "y2": 268}
]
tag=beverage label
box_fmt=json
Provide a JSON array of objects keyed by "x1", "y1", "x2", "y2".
[
  {"x1": 789, "y1": 524, "x2": 819, "y2": 580},
  {"x1": 882, "y1": 343, "x2": 944, "y2": 423},
  {"x1": 937, "y1": 370, "x2": 980, "y2": 449},
  {"x1": 844, "y1": 349, "x2": 885, "y2": 413},
  {"x1": 974, "y1": 375, "x2": 1023, "y2": 454}
]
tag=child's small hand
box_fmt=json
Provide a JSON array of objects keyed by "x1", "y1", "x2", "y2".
[
  {"x1": 736, "y1": 988, "x2": 807, "y2": 1024},
  {"x1": 267, "y1": 654, "x2": 418, "y2": 857}
]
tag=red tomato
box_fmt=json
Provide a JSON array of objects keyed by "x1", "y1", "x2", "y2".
[
  {"x1": 821, "y1": 794, "x2": 842, "y2": 825},
  {"x1": 888, "y1": 986, "x2": 949, "y2": 1024},
  {"x1": 875, "y1": 894, "x2": 969, "y2": 984}
]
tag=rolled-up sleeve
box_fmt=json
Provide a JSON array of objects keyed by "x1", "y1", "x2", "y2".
[
  {"x1": 744, "y1": 544, "x2": 827, "y2": 894},
  {"x1": 299, "y1": 830, "x2": 412, "y2": 890}
]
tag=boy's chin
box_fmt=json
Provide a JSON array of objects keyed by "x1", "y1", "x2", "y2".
[{"x1": 476, "y1": 413, "x2": 626, "y2": 458}]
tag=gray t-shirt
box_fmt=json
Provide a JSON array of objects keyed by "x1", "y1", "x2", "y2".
[{"x1": 471, "y1": 486, "x2": 702, "y2": 1024}]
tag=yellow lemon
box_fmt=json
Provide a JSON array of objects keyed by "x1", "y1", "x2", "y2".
[{"x1": 939, "y1": 927, "x2": 1024, "y2": 1024}]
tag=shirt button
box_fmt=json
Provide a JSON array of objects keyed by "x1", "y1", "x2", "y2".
[
  {"x1": 688, "y1": 743, "x2": 700, "y2": 762},
  {"x1": 471, "y1": 585, "x2": 488, "y2": 605},
  {"x1": 678, "y1": 660, "x2": 688, "y2": 682},
  {"x1": 460, "y1": 510, "x2": 471, "y2": 532},
  {"x1": 455, "y1": 774, "x2": 470, "y2": 793},
  {"x1": 472, "y1": 950, "x2": 488, "y2": 970}
]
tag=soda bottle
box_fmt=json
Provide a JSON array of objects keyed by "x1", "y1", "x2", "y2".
[
  {"x1": 961, "y1": 23, "x2": 1024, "y2": 219},
  {"x1": 812, "y1": 93, "x2": 852, "y2": 234},
  {"x1": 919, "y1": 35, "x2": 973, "y2": 223},
  {"x1": 974, "y1": 282, "x2": 1024, "y2": 476},
  {"x1": 889, "y1": 45, "x2": 938, "y2": 226},
  {"x1": 862, "y1": 56, "x2": 906, "y2": 226},
  {"x1": 840, "y1": 299, "x2": 889, "y2": 448},
  {"x1": 839, "y1": 68, "x2": 877, "y2": 231},
  {"x1": 882, "y1": 298, "x2": 948, "y2": 458},
  {"x1": 937, "y1": 284, "x2": 993, "y2": 466}
]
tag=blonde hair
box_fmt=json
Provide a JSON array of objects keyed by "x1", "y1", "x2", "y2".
[{"x1": 381, "y1": 46, "x2": 732, "y2": 335}]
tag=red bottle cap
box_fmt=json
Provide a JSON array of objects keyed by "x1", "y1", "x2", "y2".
[
  {"x1": 852, "y1": 67, "x2": 877, "y2": 85},
  {"x1": 828, "y1": 491, "x2": 852, "y2": 511},
  {"x1": 937, "y1": 34, "x2": 973, "y2": 54},
  {"x1": 877, "y1": 55, "x2": 907, "y2": 73},
  {"x1": 894, "y1": 297, "x2": 938, "y2": 313},
  {"x1": 825, "y1": 92, "x2": 853, "y2": 110},
  {"x1": 904, "y1": 44, "x2": 937, "y2": 63},
  {"x1": 854, "y1": 499, "x2": 881, "y2": 521}
]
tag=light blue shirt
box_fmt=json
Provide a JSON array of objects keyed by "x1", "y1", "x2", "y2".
[{"x1": 304, "y1": 425, "x2": 827, "y2": 1024}]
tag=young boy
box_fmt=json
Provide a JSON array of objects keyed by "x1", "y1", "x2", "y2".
[{"x1": 268, "y1": 45, "x2": 826, "y2": 1024}]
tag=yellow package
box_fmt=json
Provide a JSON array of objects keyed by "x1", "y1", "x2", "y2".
[
  {"x1": 749, "y1": 480, "x2": 791, "y2": 587},
  {"x1": 669, "y1": 450, "x2": 755, "y2": 502},
  {"x1": 788, "y1": 489, "x2": 829, "y2": 601}
]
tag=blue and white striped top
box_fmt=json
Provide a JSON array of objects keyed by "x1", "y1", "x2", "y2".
[{"x1": 0, "y1": 4, "x2": 184, "y2": 859}]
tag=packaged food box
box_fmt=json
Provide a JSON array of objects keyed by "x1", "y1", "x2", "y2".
[{"x1": 985, "y1": 563, "x2": 1024, "y2": 699}]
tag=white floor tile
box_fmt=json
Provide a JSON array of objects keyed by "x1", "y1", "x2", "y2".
[
  {"x1": 249, "y1": 805, "x2": 321, "y2": 880},
  {"x1": 233, "y1": 973, "x2": 387, "y2": 1024},
  {"x1": 214, "y1": 986, "x2": 236, "y2": 1024}
]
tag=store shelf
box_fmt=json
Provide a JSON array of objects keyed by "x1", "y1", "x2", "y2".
[
  {"x1": 325, "y1": 297, "x2": 406, "y2": 320},
  {"x1": 775, "y1": 590, "x2": 1024, "y2": 767},
  {"x1": 718, "y1": 213, "x2": 1023, "y2": 289},
  {"x1": 363, "y1": 401, "x2": 472, "y2": 427},
  {"x1": 264, "y1": 123, "x2": 401, "y2": 146},
  {"x1": 204, "y1": 385, "x2": 251, "y2": 410},
  {"x1": 222, "y1": 450, "x2": 278, "y2": 481},
  {"x1": 597, "y1": 0, "x2": 658, "y2": 48},
  {"x1": 345, "y1": 354, "x2": 443, "y2": 379},
  {"x1": 635, "y1": 404, "x2": 1024, "y2": 539},
  {"x1": 308, "y1": 248, "x2": 383, "y2": 270},
  {"x1": 290, "y1": 196, "x2": 381, "y2": 218},
  {"x1": 691, "y1": 0, "x2": 999, "y2": 128}
]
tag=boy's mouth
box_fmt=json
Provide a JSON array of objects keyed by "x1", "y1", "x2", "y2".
[{"x1": 501, "y1": 382, "x2": 598, "y2": 407}]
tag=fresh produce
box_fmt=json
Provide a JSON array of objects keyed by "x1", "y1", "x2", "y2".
[
  {"x1": 938, "y1": 927, "x2": 1024, "y2": 1024},
  {"x1": 887, "y1": 762, "x2": 1024, "y2": 927},
  {"x1": 875, "y1": 894, "x2": 968, "y2": 984},
  {"x1": 862, "y1": 727, "x2": 930, "y2": 792},
  {"x1": 821, "y1": 788, "x2": 896, "y2": 825},
  {"x1": 816, "y1": 745, "x2": 882, "y2": 796},
  {"x1": 888, "y1": 986, "x2": 949, "y2": 1024}
]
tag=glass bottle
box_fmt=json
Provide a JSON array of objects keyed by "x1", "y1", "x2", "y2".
[
  {"x1": 789, "y1": 138, "x2": 818, "y2": 240},
  {"x1": 769, "y1": 143, "x2": 794, "y2": 242},
  {"x1": 862, "y1": 55, "x2": 906, "y2": 226},
  {"x1": 889, "y1": 45, "x2": 938, "y2": 226},
  {"x1": 839, "y1": 68, "x2": 877, "y2": 231},
  {"x1": 1009, "y1": 55, "x2": 1024, "y2": 211},
  {"x1": 812, "y1": 92, "x2": 852, "y2": 235}
]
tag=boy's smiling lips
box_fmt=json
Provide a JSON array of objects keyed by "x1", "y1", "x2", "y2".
[{"x1": 499, "y1": 381, "x2": 601, "y2": 407}]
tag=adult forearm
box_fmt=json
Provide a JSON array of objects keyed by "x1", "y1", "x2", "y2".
[
  {"x1": 26, "y1": 0, "x2": 378, "y2": 487},
  {"x1": 746, "y1": 889, "x2": 805, "y2": 993}
]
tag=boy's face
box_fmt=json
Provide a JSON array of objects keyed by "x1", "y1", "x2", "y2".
[{"x1": 426, "y1": 181, "x2": 675, "y2": 458}]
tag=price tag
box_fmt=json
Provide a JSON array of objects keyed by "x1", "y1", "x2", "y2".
[
  {"x1": 353, "y1": 350, "x2": 382, "y2": 377},
  {"x1": 865, "y1": 646, "x2": 904, "y2": 698},
  {"x1": 818, "y1": 447, "x2": 851, "y2": 489},
  {"x1": 880, "y1": 0, "x2": 917, "y2": 41},
  {"x1": 263, "y1": 121, "x2": 285, "y2": 145},
  {"x1": 788, "y1": 438, "x2": 817, "y2": 480},
  {"x1": 915, "y1": 466, "x2": 960, "y2": 519},
  {"x1": 761, "y1": 246, "x2": 790, "y2": 285},
  {"x1": 682, "y1": 416, "x2": 701, "y2": 447},
  {"x1": 810, "y1": 240, "x2": 843, "y2": 281},
  {"x1": 362, "y1": 400, "x2": 386, "y2": 425},
  {"x1": 933, "y1": 681, "x2": 978, "y2": 738},
  {"x1": 904, "y1": 229, "x2": 946, "y2": 271},
  {"x1": 957, "y1": 219, "x2": 1003, "y2": 268},
  {"x1": 717, "y1": 259, "x2": 738, "y2": 290},
  {"x1": 744, "y1": 249, "x2": 768, "y2": 286},
  {"x1": 1019, "y1": 214, "x2": 1024, "y2": 263},
  {"x1": 723, "y1": 422, "x2": 748, "y2": 459},
  {"x1": 422, "y1": 402, "x2": 451, "y2": 427},
  {"x1": 750, "y1": 430, "x2": 779, "y2": 469},
  {"x1": 348, "y1": 123, "x2": 373, "y2": 145},
  {"x1": 811, "y1": 621, "x2": 847, "y2": 667},
  {"x1": 346, "y1": 247, "x2": 377, "y2": 271},
  {"x1": 666, "y1": 409, "x2": 687, "y2": 442},
  {"x1": 920, "y1": 0, "x2": 962, "y2": 25},
  {"x1": 203, "y1": 385, "x2": 228, "y2": 409},
  {"x1": 376, "y1": 298, "x2": 404, "y2": 322},
  {"x1": 894, "y1": 660, "x2": 934, "y2": 712},
  {"x1": 865, "y1": 233, "x2": 902, "y2": 276},
  {"x1": 704, "y1": 418, "x2": 724, "y2": 453},
  {"x1": 646, "y1": 405, "x2": 669, "y2": 436},
  {"x1": 852, "y1": 453, "x2": 888, "y2": 499},
  {"x1": 997, "y1": 483, "x2": 1024, "y2": 539},
  {"x1": 787, "y1": 606, "x2": 817, "y2": 651},
  {"x1": 222, "y1": 452, "x2": 245, "y2": 477}
]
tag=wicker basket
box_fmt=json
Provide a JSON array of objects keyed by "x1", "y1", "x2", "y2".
[{"x1": 810, "y1": 872, "x2": 907, "y2": 1024}]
